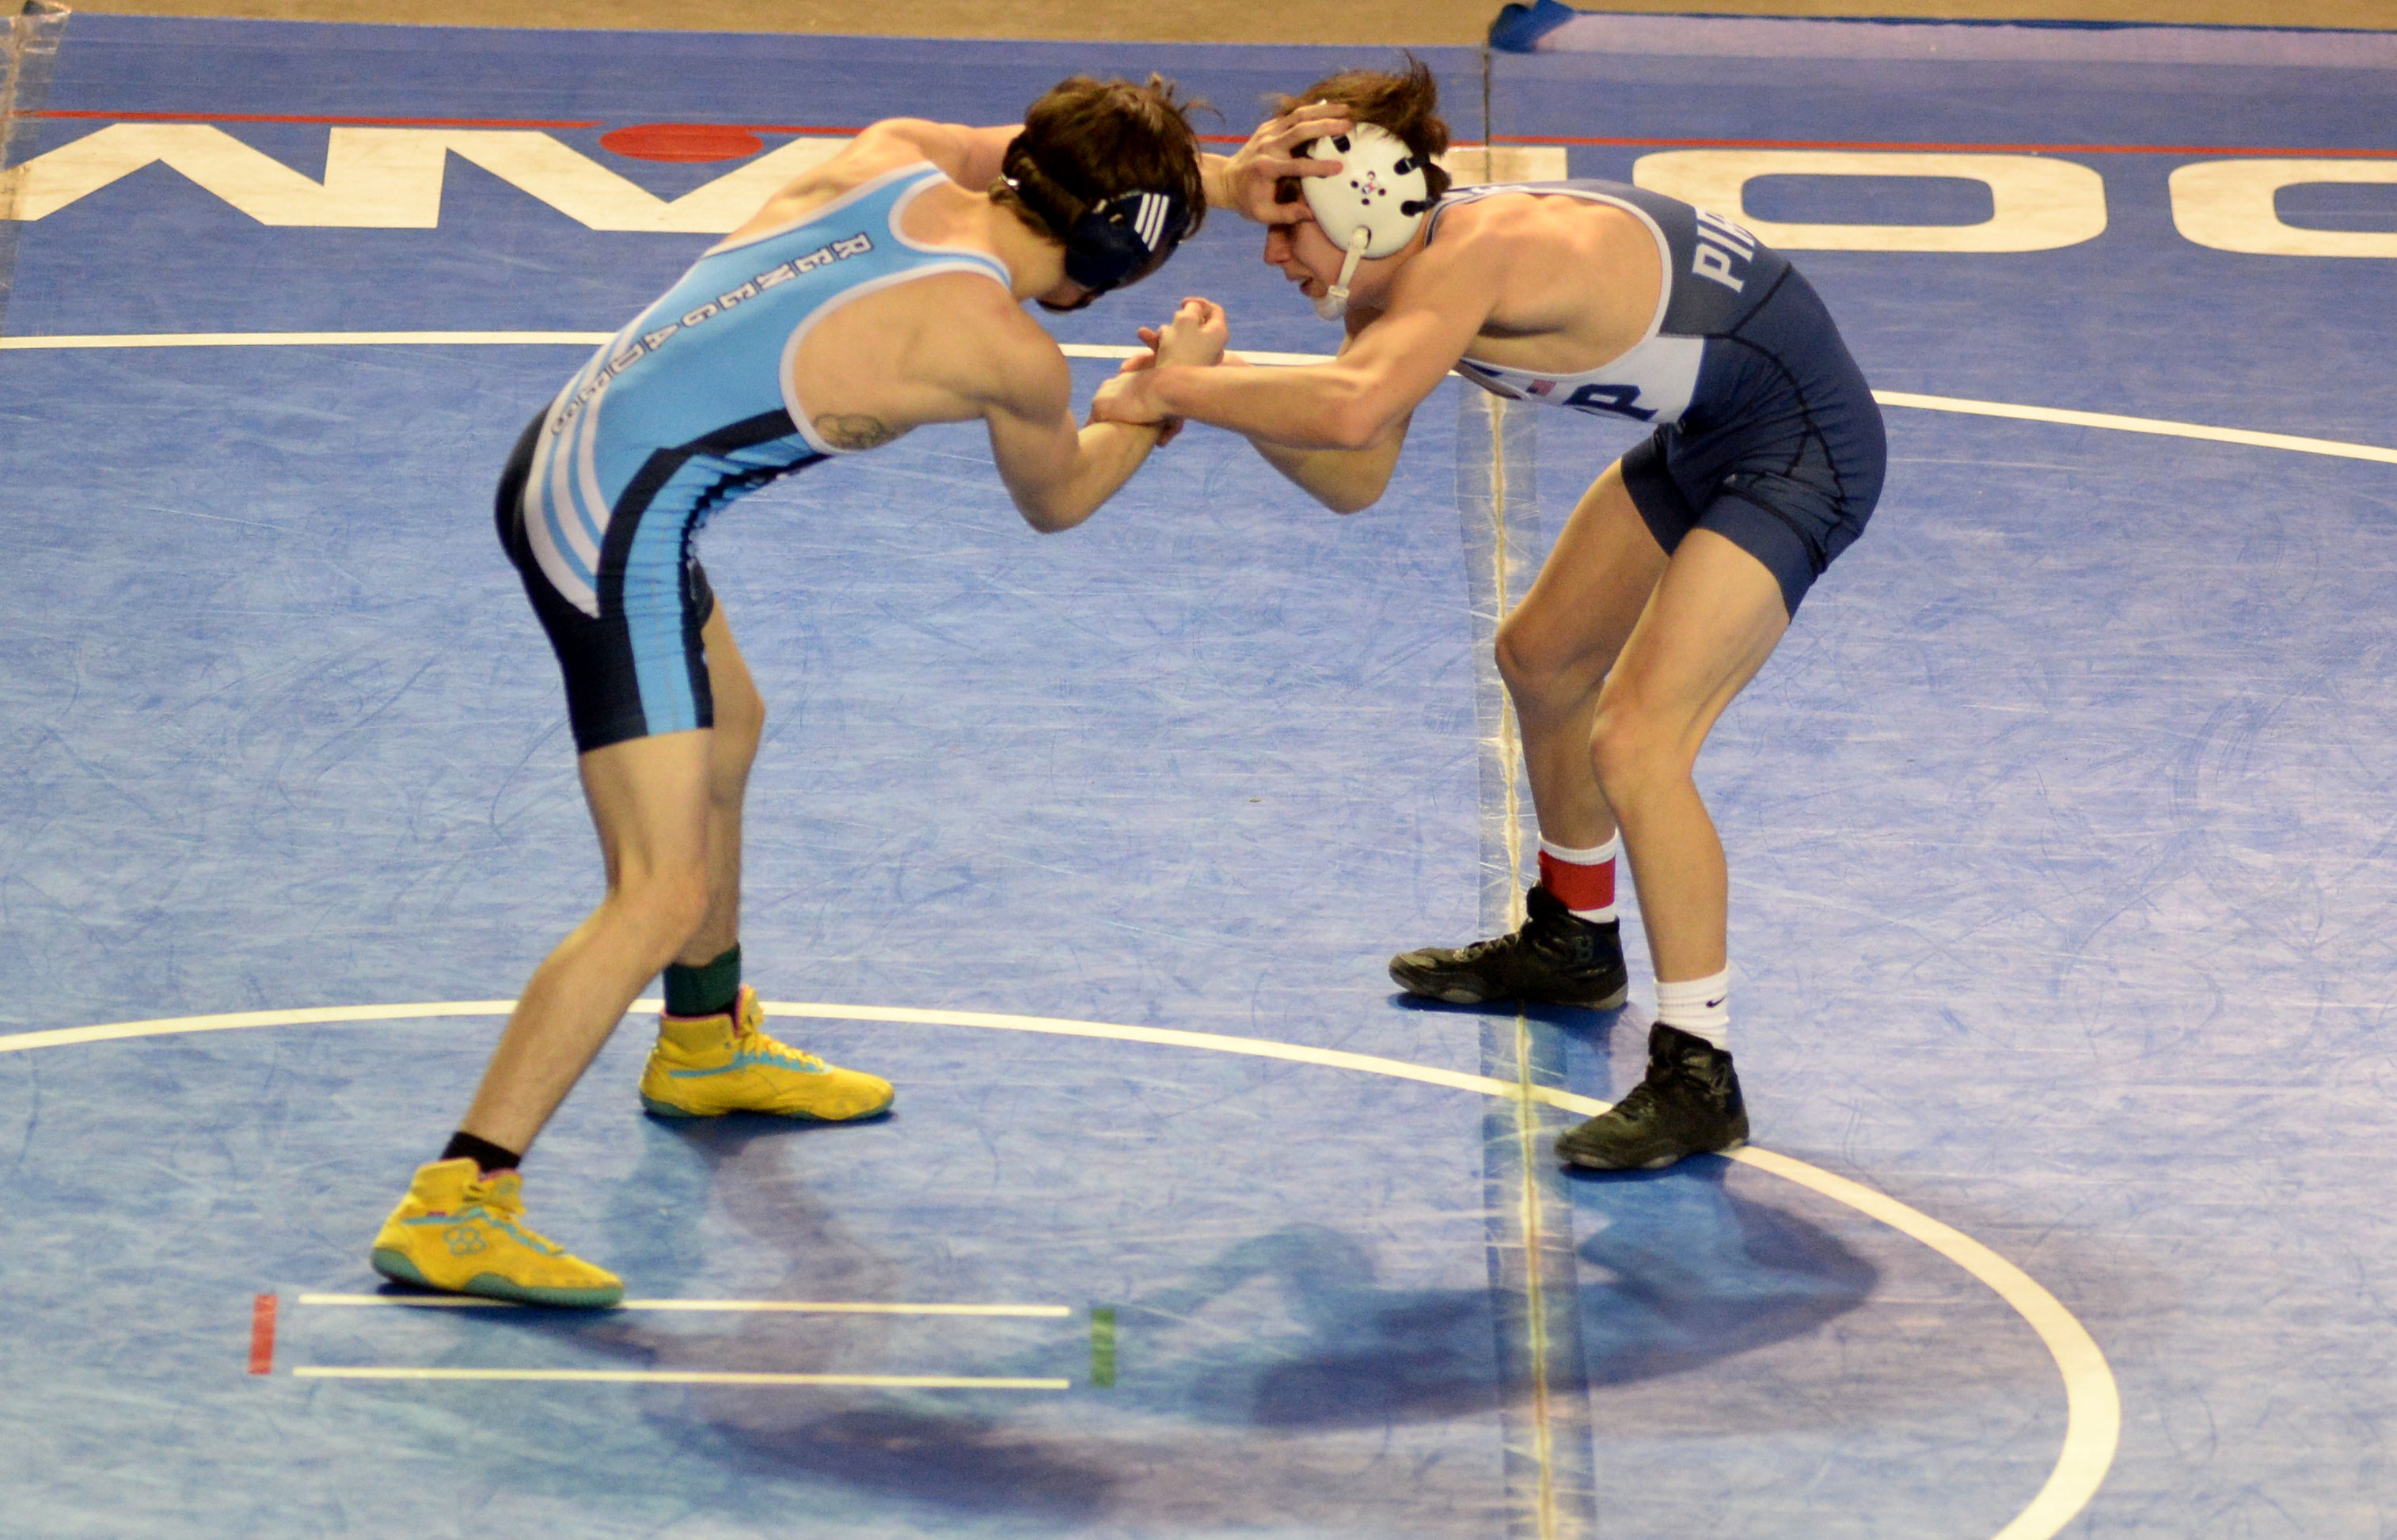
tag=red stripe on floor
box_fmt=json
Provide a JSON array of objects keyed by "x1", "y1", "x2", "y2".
[{"x1": 248, "y1": 1294, "x2": 277, "y2": 1376}]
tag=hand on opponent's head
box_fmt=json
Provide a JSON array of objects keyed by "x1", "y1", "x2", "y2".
[{"x1": 1213, "y1": 102, "x2": 1350, "y2": 224}]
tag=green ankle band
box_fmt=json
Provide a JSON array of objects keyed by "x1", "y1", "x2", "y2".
[{"x1": 664, "y1": 944, "x2": 741, "y2": 1018}]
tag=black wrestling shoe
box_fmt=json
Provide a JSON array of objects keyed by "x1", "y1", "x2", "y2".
[
  {"x1": 1556, "y1": 1023, "x2": 1749, "y2": 1170},
  {"x1": 1388, "y1": 885, "x2": 1630, "y2": 1009}
]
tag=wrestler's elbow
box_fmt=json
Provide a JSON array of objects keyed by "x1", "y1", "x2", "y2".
[
  {"x1": 1013, "y1": 484, "x2": 1098, "y2": 533},
  {"x1": 1015, "y1": 498, "x2": 1077, "y2": 533},
  {"x1": 1320, "y1": 385, "x2": 1404, "y2": 453},
  {"x1": 1320, "y1": 404, "x2": 1385, "y2": 453},
  {"x1": 1318, "y1": 482, "x2": 1385, "y2": 516}
]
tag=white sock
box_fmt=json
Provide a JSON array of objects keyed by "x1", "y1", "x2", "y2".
[
  {"x1": 1654, "y1": 967, "x2": 1730, "y2": 1050},
  {"x1": 1536, "y1": 833, "x2": 1620, "y2": 922}
]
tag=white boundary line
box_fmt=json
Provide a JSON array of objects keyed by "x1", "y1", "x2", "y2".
[
  {"x1": 0, "y1": 1000, "x2": 2118, "y2": 1540},
  {"x1": 1, "y1": 330, "x2": 2389, "y2": 465},
  {"x1": 1872, "y1": 389, "x2": 2397, "y2": 467},
  {"x1": 296, "y1": 1292, "x2": 1069, "y2": 1316},
  {"x1": 292, "y1": 1367, "x2": 1070, "y2": 1389}
]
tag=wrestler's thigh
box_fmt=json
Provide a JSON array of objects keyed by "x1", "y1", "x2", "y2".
[
  {"x1": 1507, "y1": 459, "x2": 1671, "y2": 677},
  {"x1": 1604, "y1": 527, "x2": 1791, "y2": 763},
  {"x1": 575, "y1": 729, "x2": 714, "y2": 888}
]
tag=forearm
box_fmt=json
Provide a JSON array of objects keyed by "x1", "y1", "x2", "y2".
[
  {"x1": 1145, "y1": 362, "x2": 1380, "y2": 451},
  {"x1": 1200, "y1": 152, "x2": 1240, "y2": 212},
  {"x1": 1020, "y1": 419, "x2": 1160, "y2": 533}
]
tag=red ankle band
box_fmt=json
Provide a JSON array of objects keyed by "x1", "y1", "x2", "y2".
[{"x1": 1537, "y1": 848, "x2": 1616, "y2": 912}]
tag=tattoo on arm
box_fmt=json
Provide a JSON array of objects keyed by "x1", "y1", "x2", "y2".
[{"x1": 815, "y1": 414, "x2": 901, "y2": 451}]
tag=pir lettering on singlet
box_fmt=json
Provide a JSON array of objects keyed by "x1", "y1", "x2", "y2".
[{"x1": 1446, "y1": 183, "x2": 1769, "y2": 428}]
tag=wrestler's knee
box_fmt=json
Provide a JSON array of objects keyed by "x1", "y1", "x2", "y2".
[
  {"x1": 1495, "y1": 607, "x2": 1605, "y2": 718},
  {"x1": 1588, "y1": 680, "x2": 1692, "y2": 814},
  {"x1": 609, "y1": 855, "x2": 713, "y2": 954}
]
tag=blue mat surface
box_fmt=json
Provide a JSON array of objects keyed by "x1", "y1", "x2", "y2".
[{"x1": 2, "y1": 14, "x2": 2394, "y2": 1539}]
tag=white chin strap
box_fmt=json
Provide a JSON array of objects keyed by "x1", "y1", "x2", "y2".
[{"x1": 1312, "y1": 228, "x2": 1372, "y2": 322}]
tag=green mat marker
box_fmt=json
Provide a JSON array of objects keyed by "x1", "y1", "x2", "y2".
[{"x1": 1089, "y1": 1307, "x2": 1117, "y2": 1389}]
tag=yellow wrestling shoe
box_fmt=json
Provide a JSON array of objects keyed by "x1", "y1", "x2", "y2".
[
  {"x1": 639, "y1": 986, "x2": 895, "y2": 1122},
  {"x1": 369, "y1": 1158, "x2": 623, "y2": 1308}
]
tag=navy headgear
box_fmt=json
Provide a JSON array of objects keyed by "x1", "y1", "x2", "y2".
[
  {"x1": 1004, "y1": 141, "x2": 1195, "y2": 304},
  {"x1": 1059, "y1": 187, "x2": 1195, "y2": 297}
]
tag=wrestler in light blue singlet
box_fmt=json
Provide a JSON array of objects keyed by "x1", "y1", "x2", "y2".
[{"x1": 516, "y1": 160, "x2": 1011, "y2": 737}]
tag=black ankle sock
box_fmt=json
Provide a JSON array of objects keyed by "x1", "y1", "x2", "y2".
[
  {"x1": 664, "y1": 943, "x2": 742, "y2": 1018},
  {"x1": 440, "y1": 1131, "x2": 523, "y2": 1175}
]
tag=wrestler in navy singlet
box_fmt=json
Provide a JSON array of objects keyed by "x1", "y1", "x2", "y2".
[
  {"x1": 496, "y1": 161, "x2": 1012, "y2": 752},
  {"x1": 1430, "y1": 180, "x2": 1886, "y2": 615}
]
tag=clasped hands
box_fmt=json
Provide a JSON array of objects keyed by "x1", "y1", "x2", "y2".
[{"x1": 1090, "y1": 296, "x2": 1229, "y2": 443}]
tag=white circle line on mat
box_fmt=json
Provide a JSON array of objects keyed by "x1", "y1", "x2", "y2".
[{"x1": 0, "y1": 999, "x2": 2118, "y2": 1539}]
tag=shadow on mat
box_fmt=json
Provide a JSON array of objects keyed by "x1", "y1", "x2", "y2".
[
  {"x1": 1127, "y1": 1165, "x2": 1874, "y2": 1430},
  {"x1": 397, "y1": 1102, "x2": 1869, "y2": 1519},
  {"x1": 1563, "y1": 1157, "x2": 1878, "y2": 1386}
]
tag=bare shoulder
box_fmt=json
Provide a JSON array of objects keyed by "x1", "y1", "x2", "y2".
[
  {"x1": 804, "y1": 123, "x2": 947, "y2": 188},
  {"x1": 1430, "y1": 189, "x2": 1598, "y2": 259},
  {"x1": 723, "y1": 128, "x2": 933, "y2": 242},
  {"x1": 1379, "y1": 201, "x2": 1521, "y2": 312},
  {"x1": 848, "y1": 118, "x2": 1013, "y2": 186},
  {"x1": 847, "y1": 118, "x2": 959, "y2": 162}
]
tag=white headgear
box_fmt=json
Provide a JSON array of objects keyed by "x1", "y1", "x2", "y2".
[{"x1": 1297, "y1": 121, "x2": 1434, "y2": 321}]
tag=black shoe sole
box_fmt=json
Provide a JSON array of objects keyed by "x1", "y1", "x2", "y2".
[
  {"x1": 1558, "y1": 1132, "x2": 1746, "y2": 1171},
  {"x1": 1388, "y1": 960, "x2": 1629, "y2": 1011}
]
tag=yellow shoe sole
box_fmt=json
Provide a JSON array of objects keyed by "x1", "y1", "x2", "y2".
[{"x1": 368, "y1": 1247, "x2": 623, "y2": 1309}]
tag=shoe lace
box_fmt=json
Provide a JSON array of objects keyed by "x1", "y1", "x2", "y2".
[
  {"x1": 460, "y1": 1177, "x2": 566, "y2": 1255},
  {"x1": 736, "y1": 1024, "x2": 826, "y2": 1072},
  {"x1": 1607, "y1": 1076, "x2": 1662, "y2": 1123},
  {"x1": 1454, "y1": 932, "x2": 1518, "y2": 963}
]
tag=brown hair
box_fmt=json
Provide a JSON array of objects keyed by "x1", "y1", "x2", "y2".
[
  {"x1": 994, "y1": 74, "x2": 1208, "y2": 244},
  {"x1": 1274, "y1": 57, "x2": 1453, "y2": 203}
]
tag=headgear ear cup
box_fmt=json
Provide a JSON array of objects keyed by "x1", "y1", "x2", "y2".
[
  {"x1": 1061, "y1": 188, "x2": 1194, "y2": 297},
  {"x1": 1296, "y1": 121, "x2": 1433, "y2": 321}
]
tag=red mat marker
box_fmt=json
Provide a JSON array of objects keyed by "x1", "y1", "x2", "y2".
[{"x1": 248, "y1": 1294, "x2": 278, "y2": 1376}]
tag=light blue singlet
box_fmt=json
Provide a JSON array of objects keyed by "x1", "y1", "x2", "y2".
[{"x1": 516, "y1": 161, "x2": 1011, "y2": 737}]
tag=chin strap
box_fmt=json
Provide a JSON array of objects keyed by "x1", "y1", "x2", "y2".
[{"x1": 1312, "y1": 227, "x2": 1373, "y2": 322}]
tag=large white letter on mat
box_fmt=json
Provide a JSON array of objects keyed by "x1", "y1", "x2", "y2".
[
  {"x1": 0, "y1": 124, "x2": 848, "y2": 231},
  {"x1": 1634, "y1": 150, "x2": 2106, "y2": 252},
  {"x1": 2171, "y1": 159, "x2": 2397, "y2": 259}
]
